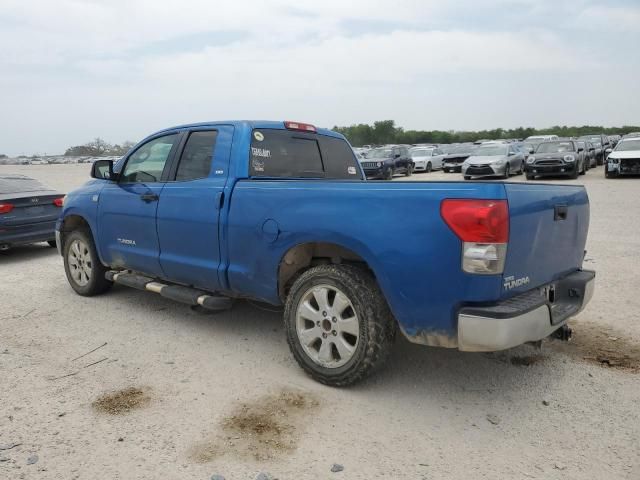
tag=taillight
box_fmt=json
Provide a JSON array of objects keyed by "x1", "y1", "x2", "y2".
[
  {"x1": 53, "y1": 197, "x2": 65, "y2": 207},
  {"x1": 284, "y1": 121, "x2": 317, "y2": 133},
  {"x1": 0, "y1": 203, "x2": 14, "y2": 214},
  {"x1": 441, "y1": 199, "x2": 509, "y2": 274}
]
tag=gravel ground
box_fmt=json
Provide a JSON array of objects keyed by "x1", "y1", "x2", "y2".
[{"x1": 1, "y1": 164, "x2": 638, "y2": 480}]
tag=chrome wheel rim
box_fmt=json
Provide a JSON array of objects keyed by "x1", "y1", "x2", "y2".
[
  {"x1": 67, "y1": 239, "x2": 92, "y2": 287},
  {"x1": 295, "y1": 284, "x2": 360, "y2": 369}
]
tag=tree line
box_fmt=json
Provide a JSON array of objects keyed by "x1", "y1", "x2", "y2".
[
  {"x1": 332, "y1": 120, "x2": 640, "y2": 147},
  {"x1": 64, "y1": 137, "x2": 136, "y2": 157}
]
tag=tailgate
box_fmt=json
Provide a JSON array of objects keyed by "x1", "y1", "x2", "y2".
[{"x1": 501, "y1": 183, "x2": 589, "y2": 298}]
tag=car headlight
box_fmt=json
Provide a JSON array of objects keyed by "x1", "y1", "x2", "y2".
[
  {"x1": 609, "y1": 157, "x2": 619, "y2": 164},
  {"x1": 564, "y1": 155, "x2": 575, "y2": 162},
  {"x1": 377, "y1": 162, "x2": 382, "y2": 167},
  {"x1": 492, "y1": 158, "x2": 506, "y2": 165},
  {"x1": 526, "y1": 156, "x2": 535, "y2": 164}
]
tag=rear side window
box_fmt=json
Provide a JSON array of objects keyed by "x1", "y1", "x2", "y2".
[
  {"x1": 175, "y1": 130, "x2": 218, "y2": 181},
  {"x1": 250, "y1": 129, "x2": 361, "y2": 180}
]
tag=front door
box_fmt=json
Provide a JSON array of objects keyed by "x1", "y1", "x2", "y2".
[
  {"x1": 98, "y1": 133, "x2": 181, "y2": 276},
  {"x1": 156, "y1": 126, "x2": 234, "y2": 291}
]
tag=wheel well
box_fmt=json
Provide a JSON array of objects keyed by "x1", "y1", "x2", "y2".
[
  {"x1": 59, "y1": 215, "x2": 92, "y2": 248},
  {"x1": 278, "y1": 242, "x2": 370, "y2": 300}
]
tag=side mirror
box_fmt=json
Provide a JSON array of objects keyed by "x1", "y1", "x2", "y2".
[
  {"x1": 394, "y1": 153, "x2": 401, "y2": 158},
  {"x1": 91, "y1": 159, "x2": 116, "y2": 180},
  {"x1": 529, "y1": 149, "x2": 534, "y2": 154},
  {"x1": 578, "y1": 147, "x2": 584, "y2": 152},
  {"x1": 508, "y1": 151, "x2": 515, "y2": 156}
]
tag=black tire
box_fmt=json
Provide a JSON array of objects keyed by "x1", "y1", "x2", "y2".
[
  {"x1": 384, "y1": 168, "x2": 394, "y2": 180},
  {"x1": 406, "y1": 164, "x2": 413, "y2": 177},
  {"x1": 426, "y1": 162, "x2": 432, "y2": 173},
  {"x1": 597, "y1": 154, "x2": 604, "y2": 166},
  {"x1": 63, "y1": 229, "x2": 112, "y2": 296},
  {"x1": 526, "y1": 173, "x2": 534, "y2": 180},
  {"x1": 464, "y1": 175, "x2": 471, "y2": 180},
  {"x1": 47, "y1": 240, "x2": 57, "y2": 248},
  {"x1": 445, "y1": 168, "x2": 451, "y2": 173},
  {"x1": 284, "y1": 264, "x2": 396, "y2": 387},
  {"x1": 605, "y1": 167, "x2": 617, "y2": 179},
  {"x1": 579, "y1": 160, "x2": 586, "y2": 175},
  {"x1": 502, "y1": 164, "x2": 510, "y2": 179},
  {"x1": 569, "y1": 165, "x2": 579, "y2": 179}
]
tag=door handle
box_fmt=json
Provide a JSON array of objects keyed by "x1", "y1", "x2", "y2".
[{"x1": 140, "y1": 192, "x2": 159, "y2": 203}]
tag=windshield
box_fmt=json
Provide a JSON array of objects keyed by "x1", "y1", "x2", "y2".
[
  {"x1": 615, "y1": 139, "x2": 640, "y2": 152},
  {"x1": 367, "y1": 148, "x2": 393, "y2": 159},
  {"x1": 536, "y1": 141, "x2": 575, "y2": 154},
  {"x1": 579, "y1": 135, "x2": 601, "y2": 143},
  {"x1": 410, "y1": 148, "x2": 432, "y2": 157},
  {"x1": 445, "y1": 144, "x2": 476, "y2": 155},
  {"x1": 474, "y1": 145, "x2": 508, "y2": 156}
]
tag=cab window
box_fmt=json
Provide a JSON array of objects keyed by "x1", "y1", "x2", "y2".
[
  {"x1": 121, "y1": 134, "x2": 178, "y2": 183},
  {"x1": 175, "y1": 131, "x2": 218, "y2": 181}
]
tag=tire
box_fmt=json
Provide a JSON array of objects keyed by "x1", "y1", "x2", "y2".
[
  {"x1": 406, "y1": 164, "x2": 413, "y2": 177},
  {"x1": 502, "y1": 164, "x2": 510, "y2": 179},
  {"x1": 464, "y1": 175, "x2": 471, "y2": 180},
  {"x1": 63, "y1": 229, "x2": 112, "y2": 296},
  {"x1": 605, "y1": 167, "x2": 617, "y2": 179},
  {"x1": 569, "y1": 165, "x2": 579, "y2": 179},
  {"x1": 597, "y1": 154, "x2": 604, "y2": 166},
  {"x1": 526, "y1": 173, "x2": 534, "y2": 180},
  {"x1": 426, "y1": 162, "x2": 432, "y2": 173},
  {"x1": 284, "y1": 264, "x2": 396, "y2": 387},
  {"x1": 384, "y1": 168, "x2": 394, "y2": 180},
  {"x1": 579, "y1": 160, "x2": 586, "y2": 175},
  {"x1": 47, "y1": 240, "x2": 57, "y2": 248}
]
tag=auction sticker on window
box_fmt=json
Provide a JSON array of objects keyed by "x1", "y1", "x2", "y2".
[
  {"x1": 253, "y1": 131, "x2": 264, "y2": 142},
  {"x1": 251, "y1": 147, "x2": 271, "y2": 158}
]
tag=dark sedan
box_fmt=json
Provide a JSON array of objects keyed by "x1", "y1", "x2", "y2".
[
  {"x1": 0, "y1": 175, "x2": 64, "y2": 250},
  {"x1": 525, "y1": 140, "x2": 587, "y2": 179}
]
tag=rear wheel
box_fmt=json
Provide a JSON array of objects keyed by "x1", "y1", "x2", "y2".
[
  {"x1": 63, "y1": 229, "x2": 112, "y2": 296},
  {"x1": 284, "y1": 265, "x2": 395, "y2": 387}
]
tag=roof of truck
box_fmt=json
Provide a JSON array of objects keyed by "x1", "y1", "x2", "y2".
[{"x1": 153, "y1": 120, "x2": 343, "y2": 139}]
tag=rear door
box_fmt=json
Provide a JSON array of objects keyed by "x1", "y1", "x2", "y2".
[
  {"x1": 98, "y1": 133, "x2": 180, "y2": 276},
  {"x1": 156, "y1": 126, "x2": 234, "y2": 291},
  {"x1": 501, "y1": 183, "x2": 589, "y2": 298}
]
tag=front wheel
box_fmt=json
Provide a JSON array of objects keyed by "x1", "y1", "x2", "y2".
[
  {"x1": 526, "y1": 173, "x2": 535, "y2": 180},
  {"x1": 426, "y1": 162, "x2": 432, "y2": 173},
  {"x1": 284, "y1": 265, "x2": 396, "y2": 387},
  {"x1": 63, "y1": 229, "x2": 112, "y2": 296},
  {"x1": 502, "y1": 164, "x2": 510, "y2": 179},
  {"x1": 405, "y1": 164, "x2": 413, "y2": 176},
  {"x1": 384, "y1": 168, "x2": 394, "y2": 180},
  {"x1": 464, "y1": 175, "x2": 472, "y2": 180}
]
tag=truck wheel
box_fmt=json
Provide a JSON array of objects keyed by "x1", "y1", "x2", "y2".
[
  {"x1": 284, "y1": 265, "x2": 396, "y2": 387},
  {"x1": 63, "y1": 229, "x2": 112, "y2": 296}
]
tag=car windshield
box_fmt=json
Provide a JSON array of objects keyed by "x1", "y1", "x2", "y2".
[
  {"x1": 367, "y1": 148, "x2": 393, "y2": 159},
  {"x1": 445, "y1": 144, "x2": 476, "y2": 155},
  {"x1": 410, "y1": 148, "x2": 432, "y2": 157},
  {"x1": 475, "y1": 145, "x2": 507, "y2": 156},
  {"x1": 579, "y1": 136, "x2": 601, "y2": 143},
  {"x1": 536, "y1": 142, "x2": 575, "y2": 154},
  {"x1": 615, "y1": 139, "x2": 640, "y2": 152}
]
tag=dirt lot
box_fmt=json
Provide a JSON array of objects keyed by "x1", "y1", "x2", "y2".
[{"x1": 1, "y1": 164, "x2": 639, "y2": 479}]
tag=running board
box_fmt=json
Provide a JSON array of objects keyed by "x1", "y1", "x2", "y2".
[{"x1": 105, "y1": 271, "x2": 233, "y2": 311}]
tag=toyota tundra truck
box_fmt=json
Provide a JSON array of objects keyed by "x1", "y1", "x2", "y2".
[{"x1": 56, "y1": 120, "x2": 595, "y2": 386}]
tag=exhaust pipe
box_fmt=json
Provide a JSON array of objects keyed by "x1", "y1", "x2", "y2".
[{"x1": 0, "y1": 244, "x2": 10, "y2": 251}]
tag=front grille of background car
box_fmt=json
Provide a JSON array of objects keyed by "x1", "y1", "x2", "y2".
[
  {"x1": 361, "y1": 162, "x2": 379, "y2": 168},
  {"x1": 536, "y1": 160, "x2": 563, "y2": 166},
  {"x1": 620, "y1": 158, "x2": 640, "y2": 172},
  {"x1": 467, "y1": 165, "x2": 494, "y2": 175}
]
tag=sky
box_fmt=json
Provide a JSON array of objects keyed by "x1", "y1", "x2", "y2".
[{"x1": 1, "y1": 0, "x2": 639, "y2": 155}]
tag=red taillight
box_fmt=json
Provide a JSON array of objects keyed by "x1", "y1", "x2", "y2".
[
  {"x1": 53, "y1": 197, "x2": 64, "y2": 207},
  {"x1": 284, "y1": 121, "x2": 317, "y2": 133},
  {"x1": 441, "y1": 199, "x2": 509, "y2": 243},
  {"x1": 0, "y1": 203, "x2": 14, "y2": 214}
]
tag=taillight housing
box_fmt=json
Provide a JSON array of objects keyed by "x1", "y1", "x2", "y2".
[
  {"x1": 284, "y1": 121, "x2": 317, "y2": 133},
  {"x1": 441, "y1": 199, "x2": 509, "y2": 274},
  {"x1": 0, "y1": 203, "x2": 14, "y2": 214},
  {"x1": 53, "y1": 197, "x2": 65, "y2": 207}
]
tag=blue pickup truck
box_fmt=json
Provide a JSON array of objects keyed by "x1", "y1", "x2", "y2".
[{"x1": 57, "y1": 120, "x2": 595, "y2": 386}]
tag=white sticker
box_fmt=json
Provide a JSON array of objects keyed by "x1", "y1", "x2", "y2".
[
  {"x1": 252, "y1": 158, "x2": 265, "y2": 172},
  {"x1": 348, "y1": 166, "x2": 356, "y2": 175},
  {"x1": 253, "y1": 131, "x2": 264, "y2": 142},
  {"x1": 251, "y1": 147, "x2": 271, "y2": 158}
]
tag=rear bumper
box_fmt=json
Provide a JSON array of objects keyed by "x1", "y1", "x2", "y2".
[
  {"x1": 0, "y1": 220, "x2": 57, "y2": 247},
  {"x1": 457, "y1": 269, "x2": 595, "y2": 352}
]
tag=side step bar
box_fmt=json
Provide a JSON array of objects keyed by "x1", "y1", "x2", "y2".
[{"x1": 105, "y1": 271, "x2": 233, "y2": 312}]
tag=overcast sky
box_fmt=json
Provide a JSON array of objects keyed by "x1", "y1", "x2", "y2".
[{"x1": 1, "y1": 0, "x2": 638, "y2": 155}]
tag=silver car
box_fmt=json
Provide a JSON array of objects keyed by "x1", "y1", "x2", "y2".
[
  {"x1": 409, "y1": 147, "x2": 445, "y2": 172},
  {"x1": 462, "y1": 143, "x2": 525, "y2": 179}
]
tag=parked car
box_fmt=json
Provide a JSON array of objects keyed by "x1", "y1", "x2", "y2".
[
  {"x1": 360, "y1": 145, "x2": 413, "y2": 179},
  {"x1": 577, "y1": 134, "x2": 611, "y2": 165},
  {"x1": 0, "y1": 175, "x2": 64, "y2": 250},
  {"x1": 442, "y1": 144, "x2": 477, "y2": 173},
  {"x1": 56, "y1": 120, "x2": 595, "y2": 386},
  {"x1": 462, "y1": 143, "x2": 525, "y2": 179},
  {"x1": 604, "y1": 136, "x2": 640, "y2": 178},
  {"x1": 409, "y1": 146, "x2": 445, "y2": 172},
  {"x1": 608, "y1": 135, "x2": 621, "y2": 147},
  {"x1": 525, "y1": 140, "x2": 587, "y2": 180},
  {"x1": 576, "y1": 141, "x2": 597, "y2": 168}
]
